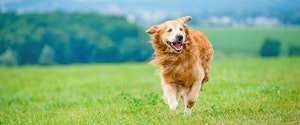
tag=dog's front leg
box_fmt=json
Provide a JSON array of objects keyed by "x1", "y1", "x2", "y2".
[{"x1": 162, "y1": 81, "x2": 178, "y2": 111}]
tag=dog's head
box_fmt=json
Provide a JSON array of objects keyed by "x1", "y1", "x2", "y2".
[{"x1": 146, "y1": 16, "x2": 192, "y2": 53}]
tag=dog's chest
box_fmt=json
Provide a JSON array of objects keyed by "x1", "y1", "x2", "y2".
[{"x1": 161, "y1": 59, "x2": 202, "y2": 87}]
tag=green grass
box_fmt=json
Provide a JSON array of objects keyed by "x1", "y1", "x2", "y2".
[
  {"x1": 0, "y1": 58, "x2": 300, "y2": 124},
  {"x1": 199, "y1": 27, "x2": 300, "y2": 57}
]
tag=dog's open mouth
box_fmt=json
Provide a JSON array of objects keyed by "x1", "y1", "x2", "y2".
[{"x1": 167, "y1": 41, "x2": 187, "y2": 53}]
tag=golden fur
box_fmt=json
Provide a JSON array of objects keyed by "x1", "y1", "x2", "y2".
[{"x1": 146, "y1": 16, "x2": 214, "y2": 115}]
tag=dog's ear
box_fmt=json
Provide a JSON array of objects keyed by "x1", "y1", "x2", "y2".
[
  {"x1": 146, "y1": 26, "x2": 159, "y2": 34},
  {"x1": 178, "y1": 16, "x2": 192, "y2": 23}
]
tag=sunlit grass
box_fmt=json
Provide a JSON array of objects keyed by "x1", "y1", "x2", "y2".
[{"x1": 0, "y1": 58, "x2": 299, "y2": 124}]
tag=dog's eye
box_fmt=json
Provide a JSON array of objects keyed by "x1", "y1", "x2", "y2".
[
  {"x1": 179, "y1": 28, "x2": 183, "y2": 31},
  {"x1": 167, "y1": 28, "x2": 172, "y2": 32}
]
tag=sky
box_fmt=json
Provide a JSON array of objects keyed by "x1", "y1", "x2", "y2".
[{"x1": 1, "y1": 0, "x2": 300, "y2": 26}]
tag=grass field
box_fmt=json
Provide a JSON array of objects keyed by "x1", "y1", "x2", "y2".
[
  {"x1": 199, "y1": 27, "x2": 300, "y2": 57},
  {"x1": 0, "y1": 57, "x2": 299, "y2": 124}
]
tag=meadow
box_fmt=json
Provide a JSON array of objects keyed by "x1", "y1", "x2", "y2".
[
  {"x1": 0, "y1": 57, "x2": 299, "y2": 124},
  {"x1": 199, "y1": 27, "x2": 300, "y2": 57}
]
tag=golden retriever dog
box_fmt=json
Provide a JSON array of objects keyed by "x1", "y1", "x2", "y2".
[{"x1": 146, "y1": 16, "x2": 214, "y2": 115}]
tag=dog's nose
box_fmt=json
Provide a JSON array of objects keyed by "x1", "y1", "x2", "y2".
[{"x1": 176, "y1": 35, "x2": 183, "y2": 41}]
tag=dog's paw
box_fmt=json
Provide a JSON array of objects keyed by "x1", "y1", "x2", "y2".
[
  {"x1": 169, "y1": 102, "x2": 178, "y2": 111},
  {"x1": 184, "y1": 108, "x2": 192, "y2": 116}
]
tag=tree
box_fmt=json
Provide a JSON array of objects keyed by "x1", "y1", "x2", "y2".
[
  {"x1": 39, "y1": 45, "x2": 56, "y2": 66},
  {"x1": 0, "y1": 48, "x2": 18, "y2": 67},
  {"x1": 118, "y1": 38, "x2": 152, "y2": 62},
  {"x1": 288, "y1": 44, "x2": 300, "y2": 56},
  {"x1": 259, "y1": 38, "x2": 281, "y2": 57}
]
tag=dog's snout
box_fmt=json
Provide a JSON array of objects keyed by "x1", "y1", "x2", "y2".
[{"x1": 176, "y1": 35, "x2": 183, "y2": 41}]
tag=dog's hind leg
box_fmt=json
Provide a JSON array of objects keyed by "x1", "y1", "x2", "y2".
[
  {"x1": 181, "y1": 90, "x2": 190, "y2": 115},
  {"x1": 185, "y1": 79, "x2": 203, "y2": 115}
]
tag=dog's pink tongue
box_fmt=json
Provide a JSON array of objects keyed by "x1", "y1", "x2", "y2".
[
  {"x1": 173, "y1": 42, "x2": 182, "y2": 49},
  {"x1": 182, "y1": 41, "x2": 188, "y2": 45}
]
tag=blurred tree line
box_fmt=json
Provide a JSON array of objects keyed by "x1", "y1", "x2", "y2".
[
  {"x1": 0, "y1": 12, "x2": 152, "y2": 66},
  {"x1": 260, "y1": 38, "x2": 300, "y2": 57}
]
